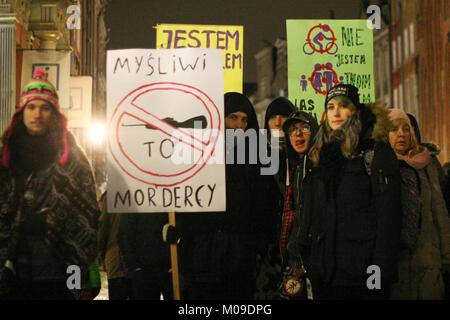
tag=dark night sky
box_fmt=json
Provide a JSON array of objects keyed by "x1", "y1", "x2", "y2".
[{"x1": 105, "y1": 0, "x2": 363, "y2": 83}]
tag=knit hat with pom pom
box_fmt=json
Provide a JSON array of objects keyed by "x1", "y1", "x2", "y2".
[{"x1": 2, "y1": 69, "x2": 69, "y2": 167}]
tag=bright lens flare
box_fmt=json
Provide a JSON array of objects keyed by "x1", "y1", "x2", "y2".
[{"x1": 90, "y1": 123, "x2": 105, "y2": 144}]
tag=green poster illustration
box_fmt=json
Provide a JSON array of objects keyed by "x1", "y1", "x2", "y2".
[{"x1": 287, "y1": 20, "x2": 374, "y2": 123}]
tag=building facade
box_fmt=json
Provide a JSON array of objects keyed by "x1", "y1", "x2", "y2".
[
  {"x1": 390, "y1": 0, "x2": 449, "y2": 163},
  {"x1": 253, "y1": 39, "x2": 288, "y2": 129},
  {"x1": 0, "y1": 0, "x2": 108, "y2": 189}
]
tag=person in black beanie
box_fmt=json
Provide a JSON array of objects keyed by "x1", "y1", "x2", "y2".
[
  {"x1": 254, "y1": 97, "x2": 296, "y2": 299},
  {"x1": 306, "y1": 84, "x2": 402, "y2": 299},
  {"x1": 178, "y1": 92, "x2": 266, "y2": 299}
]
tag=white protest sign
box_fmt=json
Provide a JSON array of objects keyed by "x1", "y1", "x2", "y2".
[{"x1": 107, "y1": 48, "x2": 225, "y2": 213}]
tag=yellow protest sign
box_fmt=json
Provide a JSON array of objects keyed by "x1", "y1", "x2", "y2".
[{"x1": 156, "y1": 24, "x2": 243, "y2": 93}]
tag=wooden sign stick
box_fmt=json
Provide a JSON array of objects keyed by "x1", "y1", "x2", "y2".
[{"x1": 169, "y1": 211, "x2": 181, "y2": 300}]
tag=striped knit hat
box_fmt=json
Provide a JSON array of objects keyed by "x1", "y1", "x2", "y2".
[
  {"x1": 2, "y1": 69, "x2": 69, "y2": 167},
  {"x1": 20, "y1": 69, "x2": 60, "y2": 108}
]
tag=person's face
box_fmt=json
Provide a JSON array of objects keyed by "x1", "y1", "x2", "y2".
[
  {"x1": 389, "y1": 120, "x2": 411, "y2": 155},
  {"x1": 23, "y1": 99, "x2": 53, "y2": 135},
  {"x1": 288, "y1": 121, "x2": 312, "y2": 155},
  {"x1": 225, "y1": 111, "x2": 248, "y2": 130},
  {"x1": 268, "y1": 114, "x2": 288, "y2": 131},
  {"x1": 326, "y1": 98, "x2": 354, "y2": 130}
]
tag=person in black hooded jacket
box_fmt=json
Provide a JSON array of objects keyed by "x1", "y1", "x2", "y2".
[
  {"x1": 254, "y1": 97, "x2": 296, "y2": 299},
  {"x1": 278, "y1": 111, "x2": 319, "y2": 299},
  {"x1": 178, "y1": 92, "x2": 263, "y2": 299},
  {"x1": 306, "y1": 84, "x2": 402, "y2": 300}
]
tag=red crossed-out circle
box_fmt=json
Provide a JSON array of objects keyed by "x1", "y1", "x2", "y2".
[
  {"x1": 108, "y1": 82, "x2": 221, "y2": 187},
  {"x1": 308, "y1": 64, "x2": 340, "y2": 95},
  {"x1": 306, "y1": 24, "x2": 337, "y2": 54}
]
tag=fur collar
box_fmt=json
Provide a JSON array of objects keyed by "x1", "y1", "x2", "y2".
[{"x1": 365, "y1": 102, "x2": 392, "y2": 144}]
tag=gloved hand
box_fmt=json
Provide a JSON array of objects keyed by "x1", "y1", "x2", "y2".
[{"x1": 162, "y1": 224, "x2": 181, "y2": 244}]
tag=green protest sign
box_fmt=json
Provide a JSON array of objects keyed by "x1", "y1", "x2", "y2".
[{"x1": 287, "y1": 20, "x2": 374, "y2": 123}]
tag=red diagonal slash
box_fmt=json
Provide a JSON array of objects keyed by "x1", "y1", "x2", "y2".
[
  {"x1": 131, "y1": 87, "x2": 213, "y2": 147},
  {"x1": 109, "y1": 82, "x2": 221, "y2": 187},
  {"x1": 117, "y1": 111, "x2": 203, "y2": 178},
  {"x1": 121, "y1": 108, "x2": 204, "y2": 153}
]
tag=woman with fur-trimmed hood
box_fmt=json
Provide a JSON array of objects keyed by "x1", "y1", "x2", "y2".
[
  {"x1": 387, "y1": 109, "x2": 450, "y2": 300},
  {"x1": 306, "y1": 84, "x2": 402, "y2": 300},
  {"x1": 0, "y1": 70, "x2": 99, "y2": 299}
]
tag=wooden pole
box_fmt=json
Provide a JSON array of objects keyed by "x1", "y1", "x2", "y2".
[{"x1": 168, "y1": 211, "x2": 181, "y2": 300}]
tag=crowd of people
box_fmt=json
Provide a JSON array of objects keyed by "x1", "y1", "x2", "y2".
[{"x1": 0, "y1": 69, "x2": 449, "y2": 300}]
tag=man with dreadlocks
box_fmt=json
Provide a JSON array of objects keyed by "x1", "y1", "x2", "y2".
[{"x1": 0, "y1": 69, "x2": 99, "y2": 299}]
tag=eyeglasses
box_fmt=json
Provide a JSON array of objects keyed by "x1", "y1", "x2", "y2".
[{"x1": 288, "y1": 124, "x2": 311, "y2": 136}]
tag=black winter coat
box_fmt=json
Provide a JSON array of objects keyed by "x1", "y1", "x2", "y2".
[
  {"x1": 307, "y1": 104, "x2": 402, "y2": 291},
  {"x1": 118, "y1": 213, "x2": 171, "y2": 274},
  {"x1": 177, "y1": 146, "x2": 265, "y2": 299}
]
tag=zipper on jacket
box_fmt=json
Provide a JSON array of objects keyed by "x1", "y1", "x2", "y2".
[{"x1": 294, "y1": 157, "x2": 309, "y2": 251}]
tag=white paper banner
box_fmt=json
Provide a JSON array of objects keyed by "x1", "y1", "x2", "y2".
[{"x1": 107, "y1": 48, "x2": 225, "y2": 213}]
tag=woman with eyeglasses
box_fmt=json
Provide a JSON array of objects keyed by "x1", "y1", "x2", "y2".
[{"x1": 306, "y1": 84, "x2": 402, "y2": 300}]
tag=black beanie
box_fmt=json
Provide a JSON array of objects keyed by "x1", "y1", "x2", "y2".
[
  {"x1": 264, "y1": 97, "x2": 296, "y2": 129},
  {"x1": 224, "y1": 92, "x2": 259, "y2": 130},
  {"x1": 325, "y1": 84, "x2": 360, "y2": 109}
]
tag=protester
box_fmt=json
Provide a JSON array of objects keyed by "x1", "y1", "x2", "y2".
[
  {"x1": 406, "y1": 113, "x2": 446, "y2": 189},
  {"x1": 306, "y1": 84, "x2": 402, "y2": 299},
  {"x1": 178, "y1": 92, "x2": 264, "y2": 299},
  {"x1": 276, "y1": 111, "x2": 319, "y2": 299},
  {"x1": 118, "y1": 211, "x2": 174, "y2": 300},
  {"x1": 387, "y1": 108, "x2": 450, "y2": 300},
  {"x1": 254, "y1": 97, "x2": 296, "y2": 299},
  {"x1": 0, "y1": 69, "x2": 99, "y2": 300},
  {"x1": 98, "y1": 192, "x2": 133, "y2": 300}
]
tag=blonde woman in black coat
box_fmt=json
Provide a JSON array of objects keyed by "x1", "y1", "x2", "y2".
[{"x1": 306, "y1": 84, "x2": 402, "y2": 300}]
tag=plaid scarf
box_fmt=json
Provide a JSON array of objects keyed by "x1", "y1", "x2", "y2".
[{"x1": 280, "y1": 166, "x2": 296, "y2": 259}]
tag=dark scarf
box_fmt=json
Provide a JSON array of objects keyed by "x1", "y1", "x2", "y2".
[{"x1": 9, "y1": 130, "x2": 58, "y2": 173}]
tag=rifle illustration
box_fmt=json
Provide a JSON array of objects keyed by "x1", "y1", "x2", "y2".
[{"x1": 121, "y1": 115, "x2": 207, "y2": 129}]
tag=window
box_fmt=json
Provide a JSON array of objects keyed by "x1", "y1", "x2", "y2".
[
  {"x1": 394, "y1": 87, "x2": 398, "y2": 108},
  {"x1": 404, "y1": 29, "x2": 409, "y2": 59},
  {"x1": 41, "y1": 5, "x2": 54, "y2": 23},
  {"x1": 409, "y1": 23, "x2": 415, "y2": 54},
  {"x1": 392, "y1": 40, "x2": 397, "y2": 69}
]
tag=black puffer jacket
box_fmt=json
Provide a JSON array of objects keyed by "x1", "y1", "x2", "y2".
[{"x1": 307, "y1": 103, "x2": 402, "y2": 290}]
